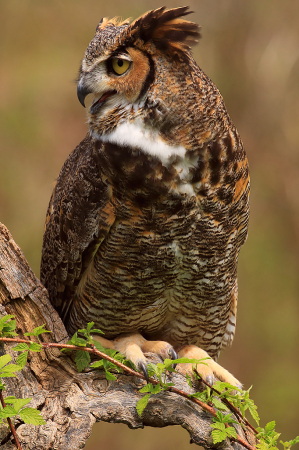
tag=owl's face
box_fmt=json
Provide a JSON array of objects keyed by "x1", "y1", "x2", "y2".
[
  {"x1": 78, "y1": 42, "x2": 153, "y2": 115},
  {"x1": 77, "y1": 7, "x2": 206, "y2": 146}
]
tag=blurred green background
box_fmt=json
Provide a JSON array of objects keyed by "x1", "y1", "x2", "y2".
[{"x1": 0, "y1": 0, "x2": 298, "y2": 448}]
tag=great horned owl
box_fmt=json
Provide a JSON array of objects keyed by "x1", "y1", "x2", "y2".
[{"x1": 41, "y1": 7, "x2": 249, "y2": 385}]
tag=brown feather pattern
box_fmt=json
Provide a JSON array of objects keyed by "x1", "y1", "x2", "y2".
[{"x1": 41, "y1": 7, "x2": 249, "y2": 370}]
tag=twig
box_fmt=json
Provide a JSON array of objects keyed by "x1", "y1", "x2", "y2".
[
  {"x1": 0, "y1": 337, "x2": 256, "y2": 450},
  {"x1": 193, "y1": 368, "x2": 258, "y2": 435},
  {"x1": 0, "y1": 390, "x2": 22, "y2": 450}
]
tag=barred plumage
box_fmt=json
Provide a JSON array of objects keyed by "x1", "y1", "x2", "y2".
[{"x1": 41, "y1": 6, "x2": 249, "y2": 385}]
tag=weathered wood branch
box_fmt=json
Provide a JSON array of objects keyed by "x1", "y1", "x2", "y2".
[{"x1": 0, "y1": 222, "x2": 256, "y2": 450}]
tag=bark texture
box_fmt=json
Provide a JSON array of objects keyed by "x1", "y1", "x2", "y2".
[{"x1": 0, "y1": 222, "x2": 255, "y2": 450}]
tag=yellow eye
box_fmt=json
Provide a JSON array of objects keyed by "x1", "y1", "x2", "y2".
[{"x1": 111, "y1": 58, "x2": 130, "y2": 75}]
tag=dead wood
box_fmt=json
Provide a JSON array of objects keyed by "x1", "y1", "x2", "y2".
[{"x1": 0, "y1": 222, "x2": 255, "y2": 450}]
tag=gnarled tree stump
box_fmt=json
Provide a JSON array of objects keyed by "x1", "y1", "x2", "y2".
[{"x1": 0, "y1": 222, "x2": 255, "y2": 450}]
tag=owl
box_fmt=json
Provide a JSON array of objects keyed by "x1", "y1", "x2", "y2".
[{"x1": 41, "y1": 6, "x2": 250, "y2": 386}]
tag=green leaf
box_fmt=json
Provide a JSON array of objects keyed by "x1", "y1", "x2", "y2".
[
  {"x1": 77, "y1": 329, "x2": 88, "y2": 337},
  {"x1": 90, "y1": 329, "x2": 105, "y2": 335},
  {"x1": 226, "y1": 426, "x2": 238, "y2": 439},
  {"x1": 122, "y1": 359, "x2": 136, "y2": 370},
  {"x1": 24, "y1": 324, "x2": 51, "y2": 337},
  {"x1": 163, "y1": 358, "x2": 172, "y2": 367},
  {"x1": 90, "y1": 360, "x2": 104, "y2": 369},
  {"x1": 136, "y1": 394, "x2": 151, "y2": 417},
  {"x1": 171, "y1": 357, "x2": 210, "y2": 365},
  {"x1": 105, "y1": 370, "x2": 117, "y2": 381},
  {"x1": 16, "y1": 351, "x2": 28, "y2": 368},
  {"x1": 86, "y1": 322, "x2": 95, "y2": 332},
  {"x1": 1, "y1": 331, "x2": 18, "y2": 337},
  {"x1": 139, "y1": 383, "x2": 154, "y2": 393},
  {"x1": 211, "y1": 422, "x2": 226, "y2": 431},
  {"x1": 93, "y1": 340, "x2": 106, "y2": 352},
  {"x1": 152, "y1": 384, "x2": 162, "y2": 394},
  {"x1": 265, "y1": 421, "x2": 276, "y2": 433},
  {"x1": 75, "y1": 350, "x2": 90, "y2": 372},
  {"x1": 0, "y1": 405, "x2": 17, "y2": 418},
  {"x1": 3, "y1": 396, "x2": 17, "y2": 403},
  {"x1": 75, "y1": 338, "x2": 88, "y2": 347},
  {"x1": 211, "y1": 429, "x2": 227, "y2": 444},
  {"x1": 102, "y1": 359, "x2": 117, "y2": 371},
  {"x1": 214, "y1": 411, "x2": 238, "y2": 425},
  {"x1": 0, "y1": 316, "x2": 17, "y2": 336},
  {"x1": 156, "y1": 362, "x2": 166, "y2": 371},
  {"x1": 68, "y1": 332, "x2": 87, "y2": 347},
  {"x1": 0, "y1": 315, "x2": 15, "y2": 331},
  {"x1": 212, "y1": 396, "x2": 229, "y2": 411},
  {"x1": 139, "y1": 383, "x2": 162, "y2": 394},
  {"x1": 289, "y1": 437, "x2": 299, "y2": 447},
  {"x1": 146, "y1": 363, "x2": 159, "y2": 377},
  {"x1": 214, "y1": 411, "x2": 226, "y2": 423},
  {"x1": 11, "y1": 398, "x2": 32, "y2": 413},
  {"x1": 0, "y1": 363, "x2": 22, "y2": 375},
  {"x1": 12, "y1": 343, "x2": 29, "y2": 352},
  {"x1": 225, "y1": 416, "x2": 239, "y2": 425},
  {"x1": 0, "y1": 354, "x2": 12, "y2": 369},
  {"x1": 19, "y1": 407, "x2": 46, "y2": 425},
  {"x1": 213, "y1": 380, "x2": 242, "y2": 393},
  {"x1": 248, "y1": 399, "x2": 260, "y2": 425},
  {"x1": 190, "y1": 391, "x2": 208, "y2": 402},
  {"x1": 280, "y1": 437, "x2": 299, "y2": 449},
  {"x1": 29, "y1": 342, "x2": 42, "y2": 352},
  {"x1": 186, "y1": 373, "x2": 192, "y2": 388},
  {"x1": 0, "y1": 372, "x2": 17, "y2": 378},
  {"x1": 257, "y1": 441, "x2": 270, "y2": 450}
]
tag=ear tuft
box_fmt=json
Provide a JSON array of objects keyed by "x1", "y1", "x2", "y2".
[
  {"x1": 124, "y1": 6, "x2": 201, "y2": 56},
  {"x1": 95, "y1": 16, "x2": 130, "y2": 34}
]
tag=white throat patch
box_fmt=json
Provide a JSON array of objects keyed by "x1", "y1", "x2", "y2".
[
  {"x1": 94, "y1": 119, "x2": 198, "y2": 196},
  {"x1": 98, "y1": 119, "x2": 187, "y2": 165}
]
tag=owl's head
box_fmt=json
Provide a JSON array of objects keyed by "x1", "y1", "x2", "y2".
[{"x1": 77, "y1": 7, "x2": 202, "y2": 139}]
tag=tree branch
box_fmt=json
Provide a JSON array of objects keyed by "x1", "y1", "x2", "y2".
[
  {"x1": 0, "y1": 222, "x2": 256, "y2": 450},
  {"x1": 0, "y1": 391, "x2": 22, "y2": 450}
]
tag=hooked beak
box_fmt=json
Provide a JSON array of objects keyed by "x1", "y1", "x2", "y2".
[
  {"x1": 77, "y1": 79, "x2": 92, "y2": 108},
  {"x1": 77, "y1": 75, "x2": 117, "y2": 114}
]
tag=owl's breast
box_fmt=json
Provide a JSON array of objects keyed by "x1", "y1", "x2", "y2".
[
  {"x1": 69, "y1": 123, "x2": 248, "y2": 339},
  {"x1": 72, "y1": 191, "x2": 238, "y2": 341}
]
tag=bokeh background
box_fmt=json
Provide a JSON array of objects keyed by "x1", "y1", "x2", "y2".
[{"x1": 1, "y1": 0, "x2": 299, "y2": 448}]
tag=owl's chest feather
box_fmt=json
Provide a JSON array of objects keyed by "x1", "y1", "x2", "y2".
[{"x1": 97, "y1": 119, "x2": 199, "y2": 198}]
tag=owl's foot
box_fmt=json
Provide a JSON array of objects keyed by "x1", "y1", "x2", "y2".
[
  {"x1": 177, "y1": 345, "x2": 242, "y2": 388},
  {"x1": 93, "y1": 333, "x2": 177, "y2": 382}
]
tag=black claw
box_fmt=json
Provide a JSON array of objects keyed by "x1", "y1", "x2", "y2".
[
  {"x1": 170, "y1": 348, "x2": 178, "y2": 368},
  {"x1": 206, "y1": 375, "x2": 215, "y2": 386},
  {"x1": 139, "y1": 361, "x2": 149, "y2": 383}
]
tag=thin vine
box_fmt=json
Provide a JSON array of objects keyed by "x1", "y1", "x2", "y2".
[{"x1": 0, "y1": 315, "x2": 298, "y2": 450}]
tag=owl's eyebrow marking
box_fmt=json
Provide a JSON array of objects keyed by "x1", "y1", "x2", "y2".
[{"x1": 109, "y1": 47, "x2": 130, "y2": 59}]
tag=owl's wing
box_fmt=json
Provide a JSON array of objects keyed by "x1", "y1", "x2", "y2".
[{"x1": 40, "y1": 134, "x2": 114, "y2": 323}]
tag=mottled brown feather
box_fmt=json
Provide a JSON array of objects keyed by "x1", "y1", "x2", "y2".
[{"x1": 41, "y1": 7, "x2": 250, "y2": 372}]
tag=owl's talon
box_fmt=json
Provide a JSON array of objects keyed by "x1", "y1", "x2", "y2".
[
  {"x1": 139, "y1": 361, "x2": 149, "y2": 383},
  {"x1": 205, "y1": 375, "x2": 215, "y2": 387},
  {"x1": 169, "y1": 348, "x2": 178, "y2": 368},
  {"x1": 178, "y1": 345, "x2": 241, "y2": 388}
]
